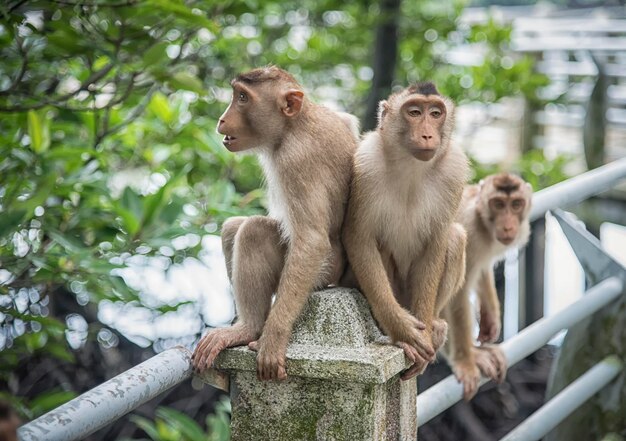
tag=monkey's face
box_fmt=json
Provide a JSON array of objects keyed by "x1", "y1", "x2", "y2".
[
  {"x1": 217, "y1": 81, "x2": 304, "y2": 152},
  {"x1": 480, "y1": 174, "x2": 532, "y2": 245},
  {"x1": 217, "y1": 83, "x2": 262, "y2": 152},
  {"x1": 379, "y1": 91, "x2": 451, "y2": 162},
  {"x1": 488, "y1": 195, "x2": 526, "y2": 245},
  {"x1": 399, "y1": 96, "x2": 447, "y2": 161}
]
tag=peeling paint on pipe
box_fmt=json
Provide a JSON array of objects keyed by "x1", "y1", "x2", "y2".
[{"x1": 18, "y1": 347, "x2": 193, "y2": 441}]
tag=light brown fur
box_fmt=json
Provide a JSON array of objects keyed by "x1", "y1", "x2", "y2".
[
  {"x1": 192, "y1": 66, "x2": 358, "y2": 380},
  {"x1": 443, "y1": 173, "x2": 532, "y2": 399},
  {"x1": 342, "y1": 83, "x2": 469, "y2": 379}
]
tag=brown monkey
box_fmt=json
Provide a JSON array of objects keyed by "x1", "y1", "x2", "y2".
[
  {"x1": 443, "y1": 173, "x2": 532, "y2": 399},
  {"x1": 342, "y1": 82, "x2": 469, "y2": 379},
  {"x1": 192, "y1": 67, "x2": 358, "y2": 380}
]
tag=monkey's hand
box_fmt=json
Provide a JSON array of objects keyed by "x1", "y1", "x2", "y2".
[
  {"x1": 398, "y1": 345, "x2": 429, "y2": 381},
  {"x1": 474, "y1": 345, "x2": 507, "y2": 384},
  {"x1": 385, "y1": 308, "x2": 434, "y2": 362},
  {"x1": 192, "y1": 324, "x2": 256, "y2": 373},
  {"x1": 452, "y1": 358, "x2": 481, "y2": 401},
  {"x1": 248, "y1": 338, "x2": 287, "y2": 381},
  {"x1": 478, "y1": 307, "x2": 501, "y2": 344}
]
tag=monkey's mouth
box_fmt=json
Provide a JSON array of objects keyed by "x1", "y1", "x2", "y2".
[
  {"x1": 497, "y1": 237, "x2": 515, "y2": 245},
  {"x1": 412, "y1": 148, "x2": 436, "y2": 161},
  {"x1": 223, "y1": 135, "x2": 237, "y2": 146}
]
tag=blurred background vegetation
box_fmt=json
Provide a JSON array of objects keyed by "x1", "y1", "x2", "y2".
[{"x1": 0, "y1": 0, "x2": 592, "y2": 439}]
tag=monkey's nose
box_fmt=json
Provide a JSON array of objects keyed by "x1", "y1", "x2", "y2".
[{"x1": 421, "y1": 135, "x2": 433, "y2": 140}]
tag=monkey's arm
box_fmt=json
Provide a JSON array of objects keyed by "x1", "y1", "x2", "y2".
[
  {"x1": 477, "y1": 266, "x2": 501, "y2": 343},
  {"x1": 443, "y1": 289, "x2": 480, "y2": 399}
]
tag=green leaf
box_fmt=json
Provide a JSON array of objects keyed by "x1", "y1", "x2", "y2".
[
  {"x1": 0, "y1": 210, "x2": 26, "y2": 239},
  {"x1": 121, "y1": 187, "x2": 144, "y2": 224},
  {"x1": 142, "y1": 42, "x2": 169, "y2": 67},
  {"x1": 156, "y1": 301, "x2": 192, "y2": 314},
  {"x1": 148, "y1": 92, "x2": 174, "y2": 124},
  {"x1": 142, "y1": 165, "x2": 190, "y2": 229},
  {"x1": 167, "y1": 72, "x2": 205, "y2": 95},
  {"x1": 29, "y1": 390, "x2": 76, "y2": 417},
  {"x1": 130, "y1": 415, "x2": 161, "y2": 441},
  {"x1": 157, "y1": 407, "x2": 206, "y2": 441},
  {"x1": 47, "y1": 229, "x2": 86, "y2": 253},
  {"x1": 27, "y1": 110, "x2": 51, "y2": 153}
]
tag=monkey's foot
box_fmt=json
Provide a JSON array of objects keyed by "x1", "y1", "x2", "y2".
[
  {"x1": 248, "y1": 340, "x2": 287, "y2": 381},
  {"x1": 452, "y1": 359, "x2": 481, "y2": 400},
  {"x1": 431, "y1": 318, "x2": 448, "y2": 352},
  {"x1": 192, "y1": 325, "x2": 256, "y2": 373},
  {"x1": 478, "y1": 309, "x2": 501, "y2": 344},
  {"x1": 474, "y1": 345, "x2": 507, "y2": 383}
]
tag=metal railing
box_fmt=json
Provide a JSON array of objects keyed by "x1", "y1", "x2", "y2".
[
  {"x1": 17, "y1": 158, "x2": 626, "y2": 441},
  {"x1": 417, "y1": 157, "x2": 626, "y2": 440},
  {"x1": 18, "y1": 347, "x2": 193, "y2": 441}
]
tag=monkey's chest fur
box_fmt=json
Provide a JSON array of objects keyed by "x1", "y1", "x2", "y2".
[{"x1": 368, "y1": 173, "x2": 452, "y2": 278}]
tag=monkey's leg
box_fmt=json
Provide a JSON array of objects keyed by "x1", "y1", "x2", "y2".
[
  {"x1": 443, "y1": 290, "x2": 482, "y2": 400},
  {"x1": 251, "y1": 227, "x2": 337, "y2": 381},
  {"x1": 432, "y1": 223, "x2": 467, "y2": 351},
  {"x1": 477, "y1": 267, "x2": 502, "y2": 343},
  {"x1": 193, "y1": 216, "x2": 285, "y2": 372},
  {"x1": 221, "y1": 216, "x2": 248, "y2": 282}
]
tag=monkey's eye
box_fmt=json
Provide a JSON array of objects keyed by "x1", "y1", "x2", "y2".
[
  {"x1": 492, "y1": 200, "x2": 505, "y2": 210},
  {"x1": 430, "y1": 108, "x2": 442, "y2": 118},
  {"x1": 238, "y1": 92, "x2": 248, "y2": 103},
  {"x1": 511, "y1": 199, "x2": 524, "y2": 211},
  {"x1": 407, "y1": 107, "x2": 421, "y2": 117}
]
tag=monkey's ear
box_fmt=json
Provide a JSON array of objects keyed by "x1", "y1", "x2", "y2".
[
  {"x1": 282, "y1": 89, "x2": 304, "y2": 117},
  {"x1": 377, "y1": 100, "x2": 390, "y2": 127}
]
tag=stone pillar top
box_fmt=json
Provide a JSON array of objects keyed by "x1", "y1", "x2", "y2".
[{"x1": 213, "y1": 288, "x2": 411, "y2": 384}]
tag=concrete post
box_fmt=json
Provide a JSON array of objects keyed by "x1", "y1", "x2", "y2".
[{"x1": 208, "y1": 288, "x2": 416, "y2": 441}]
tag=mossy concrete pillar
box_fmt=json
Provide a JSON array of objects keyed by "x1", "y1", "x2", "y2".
[{"x1": 212, "y1": 288, "x2": 416, "y2": 441}]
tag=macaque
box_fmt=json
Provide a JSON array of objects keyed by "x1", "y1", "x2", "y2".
[
  {"x1": 443, "y1": 173, "x2": 532, "y2": 399},
  {"x1": 192, "y1": 66, "x2": 358, "y2": 380},
  {"x1": 0, "y1": 401, "x2": 20, "y2": 441},
  {"x1": 342, "y1": 82, "x2": 469, "y2": 379}
]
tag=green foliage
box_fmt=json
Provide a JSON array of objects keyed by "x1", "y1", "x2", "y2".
[
  {"x1": 470, "y1": 150, "x2": 573, "y2": 190},
  {"x1": 125, "y1": 397, "x2": 231, "y2": 441}
]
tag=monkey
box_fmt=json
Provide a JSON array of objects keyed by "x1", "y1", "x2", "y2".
[
  {"x1": 0, "y1": 401, "x2": 20, "y2": 441},
  {"x1": 341, "y1": 82, "x2": 470, "y2": 380},
  {"x1": 442, "y1": 172, "x2": 533, "y2": 400},
  {"x1": 192, "y1": 66, "x2": 358, "y2": 381}
]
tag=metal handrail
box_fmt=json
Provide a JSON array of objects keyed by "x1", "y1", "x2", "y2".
[
  {"x1": 18, "y1": 347, "x2": 192, "y2": 441},
  {"x1": 530, "y1": 157, "x2": 626, "y2": 221},
  {"x1": 416, "y1": 277, "x2": 624, "y2": 426},
  {"x1": 499, "y1": 355, "x2": 623, "y2": 441}
]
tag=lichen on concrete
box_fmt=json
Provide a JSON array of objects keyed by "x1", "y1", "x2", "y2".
[{"x1": 211, "y1": 288, "x2": 417, "y2": 440}]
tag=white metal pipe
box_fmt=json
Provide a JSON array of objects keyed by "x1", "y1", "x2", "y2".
[
  {"x1": 18, "y1": 347, "x2": 193, "y2": 441},
  {"x1": 530, "y1": 157, "x2": 626, "y2": 221},
  {"x1": 417, "y1": 277, "x2": 623, "y2": 426},
  {"x1": 499, "y1": 355, "x2": 623, "y2": 441}
]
